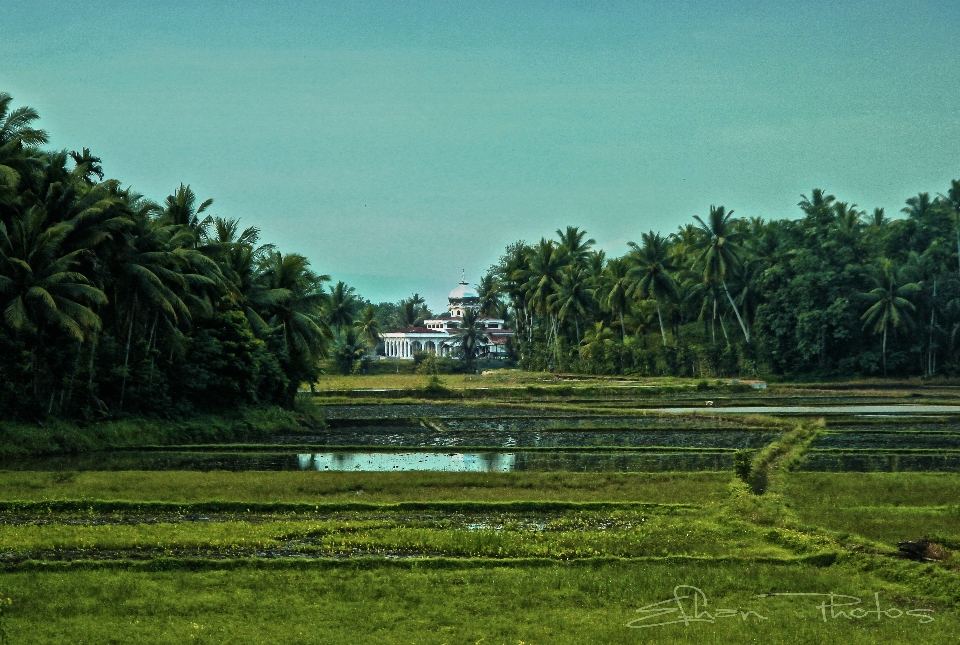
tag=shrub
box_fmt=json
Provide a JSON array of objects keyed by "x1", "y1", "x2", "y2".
[{"x1": 416, "y1": 356, "x2": 460, "y2": 375}]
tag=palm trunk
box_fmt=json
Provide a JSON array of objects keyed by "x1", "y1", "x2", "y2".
[
  {"x1": 882, "y1": 326, "x2": 887, "y2": 376},
  {"x1": 147, "y1": 312, "x2": 158, "y2": 386},
  {"x1": 929, "y1": 279, "x2": 937, "y2": 376},
  {"x1": 711, "y1": 299, "x2": 717, "y2": 344},
  {"x1": 719, "y1": 314, "x2": 730, "y2": 345},
  {"x1": 819, "y1": 325, "x2": 827, "y2": 368},
  {"x1": 722, "y1": 279, "x2": 750, "y2": 343},
  {"x1": 656, "y1": 303, "x2": 667, "y2": 346},
  {"x1": 619, "y1": 311, "x2": 625, "y2": 341},
  {"x1": 66, "y1": 340, "x2": 82, "y2": 410},
  {"x1": 87, "y1": 338, "x2": 98, "y2": 397},
  {"x1": 119, "y1": 295, "x2": 137, "y2": 412}
]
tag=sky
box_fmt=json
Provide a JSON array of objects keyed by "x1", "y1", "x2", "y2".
[{"x1": 3, "y1": 0, "x2": 959, "y2": 311}]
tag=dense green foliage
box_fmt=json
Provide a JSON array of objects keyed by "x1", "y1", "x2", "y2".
[
  {"x1": 0, "y1": 93, "x2": 376, "y2": 419},
  {"x1": 485, "y1": 189, "x2": 960, "y2": 378}
]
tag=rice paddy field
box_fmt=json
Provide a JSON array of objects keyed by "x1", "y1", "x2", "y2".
[{"x1": 1, "y1": 373, "x2": 959, "y2": 644}]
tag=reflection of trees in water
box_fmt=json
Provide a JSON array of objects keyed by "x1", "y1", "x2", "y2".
[
  {"x1": 479, "y1": 452, "x2": 516, "y2": 472},
  {"x1": 309, "y1": 429, "x2": 782, "y2": 450},
  {"x1": 800, "y1": 452, "x2": 960, "y2": 472},
  {"x1": 512, "y1": 451, "x2": 732, "y2": 472}
]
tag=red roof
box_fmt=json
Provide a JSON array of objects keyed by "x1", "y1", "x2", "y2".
[{"x1": 387, "y1": 326, "x2": 514, "y2": 336}]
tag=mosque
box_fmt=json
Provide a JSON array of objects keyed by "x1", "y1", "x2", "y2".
[{"x1": 381, "y1": 277, "x2": 513, "y2": 360}]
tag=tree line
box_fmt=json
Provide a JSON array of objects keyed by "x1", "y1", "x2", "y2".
[
  {"x1": 4, "y1": 89, "x2": 960, "y2": 423},
  {"x1": 479, "y1": 189, "x2": 960, "y2": 379},
  {"x1": 0, "y1": 92, "x2": 390, "y2": 420}
]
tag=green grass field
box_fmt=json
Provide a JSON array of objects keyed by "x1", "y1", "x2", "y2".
[
  {"x1": 0, "y1": 470, "x2": 957, "y2": 644},
  {"x1": 2, "y1": 387, "x2": 959, "y2": 644},
  {"x1": 0, "y1": 471, "x2": 730, "y2": 504},
  {"x1": 3, "y1": 560, "x2": 956, "y2": 645}
]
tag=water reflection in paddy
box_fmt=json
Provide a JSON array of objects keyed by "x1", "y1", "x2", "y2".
[{"x1": 300, "y1": 452, "x2": 517, "y2": 472}]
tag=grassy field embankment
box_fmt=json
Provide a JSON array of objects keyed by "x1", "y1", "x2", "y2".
[{"x1": 0, "y1": 403, "x2": 324, "y2": 458}]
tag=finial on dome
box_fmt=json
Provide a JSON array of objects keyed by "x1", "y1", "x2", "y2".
[{"x1": 461, "y1": 269, "x2": 466, "y2": 284}]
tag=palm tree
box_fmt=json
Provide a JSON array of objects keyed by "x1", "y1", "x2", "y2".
[
  {"x1": 0, "y1": 206, "x2": 107, "y2": 401},
  {"x1": 355, "y1": 305, "x2": 381, "y2": 350},
  {"x1": 585, "y1": 249, "x2": 606, "y2": 281},
  {"x1": 599, "y1": 257, "x2": 631, "y2": 340},
  {"x1": 870, "y1": 208, "x2": 888, "y2": 228},
  {"x1": 454, "y1": 307, "x2": 487, "y2": 368},
  {"x1": 860, "y1": 259, "x2": 920, "y2": 375},
  {"x1": 259, "y1": 252, "x2": 332, "y2": 394},
  {"x1": 907, "y1": 243, "x2": 949, "y2": 376},
  {"x1": 0, "y1": 93, "x2": 48, "y2": 202},
  {"x1": 476, "y1": 272, "x2": 500, "y2": 316},
  {"x1": 940, "y1": 180, "x2": 960, "y2": 277},
  {"x1": 0, "y1": 93, "x2": 48, "y2": 147},
  {"x1": 496, "y1": 241, "x2": 532, "y2": 342},
  {"x1": 68, "y1": 148, "x2": 104, "y2": 184},
  {"x1": 163, "y1": 184, "x2": 213, "y2": 242},
  {"x1": 902, "y1": 192, "x2": 934, "y2": 222},
  {"x1": 0, "y1": 208, "x2": 106, "y2": 339},
  {"x1": 690, "y1": 205, "x2": 750, "y2": 342},
  {"x1": 111, "y1": 208, "x2": 218, "y2": 410},
  {"x1": 627, "y1": 231, "x2": 679, "y2": 346},
  {"x1": 396, "y1": 295, "x2": 429, "y2": 328},
  {"x1": 579, "y1": 322, "x2": 617, "y2": 374},
  {"x1": 326, "y1": 281, "x2": 358, "y2": 333},
  {"x1": 333, "y1": 326, "x2": 368, "y2": 374},
  {"x1": 798, "y1": 189, "x2": 836, "y2": 217},
  {"x1": 520, "y1": 238, "x2": 565, "y2": 342},
  {"x1": 549, "y1": 264, "x2": 594, "y2": 345},
  {"x1": 555, "y1": 226, "x2": 595, "y2": 267}
]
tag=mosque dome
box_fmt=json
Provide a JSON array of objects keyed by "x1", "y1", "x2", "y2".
[{"x1": 449, "y1": 281, "x2": 478, "y2": 300}]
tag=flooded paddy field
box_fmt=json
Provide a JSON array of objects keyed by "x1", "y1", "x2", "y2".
[
  {"x1": 795, "y1": 417, "x2": 960, "y2": 471},
  {"x1": 261, "y1": 428, "x2": 781, "y2": 449},
  {"x1": 798, "y1": 451, "x2": 960, "y2": 472},
  {"x1": 0, "y1": 448, "x2": 736, "y2": 473},
  {"x1": 4, "y1": 385, "x2": 960, "y2": 644},
  {"x1": 814, "y1": 432, "x2": 960, "y2": 450}
]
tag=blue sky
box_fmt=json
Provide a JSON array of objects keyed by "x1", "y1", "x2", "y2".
[{"x1": 3, "y1": 0, "x2": 959, "y2": 310}]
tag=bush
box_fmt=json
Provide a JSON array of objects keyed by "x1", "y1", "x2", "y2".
[
  {"x1": 421, "y1": 375, "x2": 451, "y2": 398},
  {"x1": 416, "y1": 356, "x2": 460, "y2": 375},
  {"x1": 733, "y1": 449, "x2": 756, "y2": 485}
]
